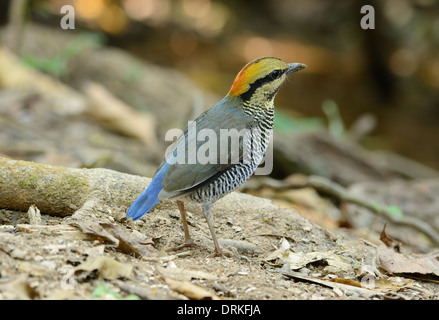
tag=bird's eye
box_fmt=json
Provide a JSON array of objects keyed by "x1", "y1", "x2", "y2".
[{"x1": 269, "y1": 70, "x2": 283, "y2": 80}]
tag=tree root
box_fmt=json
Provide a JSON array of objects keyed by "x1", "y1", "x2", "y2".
[{"x1": 0, "y1": 156, "x2": 149, "y2": 218}]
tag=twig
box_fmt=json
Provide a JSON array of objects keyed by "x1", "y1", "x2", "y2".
[{"x1": 283, "y1": 271, "x2": 384, "y2": 298}]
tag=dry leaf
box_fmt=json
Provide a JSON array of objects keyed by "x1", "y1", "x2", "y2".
[
  {"x1": 264, "y1": 238, "x2": 352, "y2": 273},
  {"x1": 377, "y1": 224, "x2": 439, "y2": 281},
  {"x1": 377, "y1": 244, "x2": 439, "y2": 278},
  {"x1": 263, "y1": 237, "x2": 290, "y2": 261},
  {"x1": 75, "y1": 256, "x2": 132, "y2": 280},
  {"x1": 67, "y1": 218, "x2": 119, "y2": 245},
  {"x1": 164, "y1": 278, "x2": 220, "y2": 300},
  {"x1": 101, "y1": 223, "x2": 157, "y2": 258},
  {"x1": 67, "y1": 216, "x2": 156, "y2": 258}
]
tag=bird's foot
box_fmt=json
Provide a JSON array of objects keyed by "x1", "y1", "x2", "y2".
[
  {"x1": 169, "y1": 239, "x2": 197, "y2": 252},
  {"x1": 213, "y1": 247, "x2": 222, "y2": 257}
]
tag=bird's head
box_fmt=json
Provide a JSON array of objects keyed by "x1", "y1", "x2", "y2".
[{"x1": 228, "y1": 57, "x2": 306, "y2": 107}]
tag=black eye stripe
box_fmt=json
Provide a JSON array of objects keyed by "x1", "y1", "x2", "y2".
[{"x1": 239, "y1": 68, "x2": 288, "y2": 101}]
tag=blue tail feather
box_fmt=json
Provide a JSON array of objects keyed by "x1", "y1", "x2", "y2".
[{"x1": 126, "y1": 167, "x2": 167, "y2": 221}]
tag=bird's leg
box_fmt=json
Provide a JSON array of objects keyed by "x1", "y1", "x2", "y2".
[
  {"x1": 177, "y1": 200, "x2": 192, "y2": 245},
  {"x1": 170, "y1": 200, "x2": 195, "y2": 251},
  {"x1": 203, "y1": 203, "x2": 222, "y2": 256}
]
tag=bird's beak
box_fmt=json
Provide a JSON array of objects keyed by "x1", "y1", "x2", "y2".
[{"x1": 287, "y1": 63, "x2": 307, "y2": 74}]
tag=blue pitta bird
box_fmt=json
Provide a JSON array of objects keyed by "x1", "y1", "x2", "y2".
[{"x1": 127, "y1": 57, "x2": 306, "y2": 255}]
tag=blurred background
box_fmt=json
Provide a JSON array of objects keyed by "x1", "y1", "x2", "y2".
[
  {"x1": 1, "y1": 0, "x2": 438, "y2": 168},
  {"x1": 0, "y1": 0, "x2": 439, "y2": 242}
]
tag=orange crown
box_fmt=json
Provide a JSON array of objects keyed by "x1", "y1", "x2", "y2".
[{"x1": 228, "y1": 57, "x2": 288, "y2": 96}]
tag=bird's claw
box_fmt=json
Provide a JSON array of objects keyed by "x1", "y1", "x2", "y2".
[{"x1": 169, "y1": 239, "x2": 197, "y2": 252}]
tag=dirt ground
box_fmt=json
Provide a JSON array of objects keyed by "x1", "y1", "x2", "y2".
[{"x1": 1, "y1": 188, "x2": 438, "y2": 300}]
